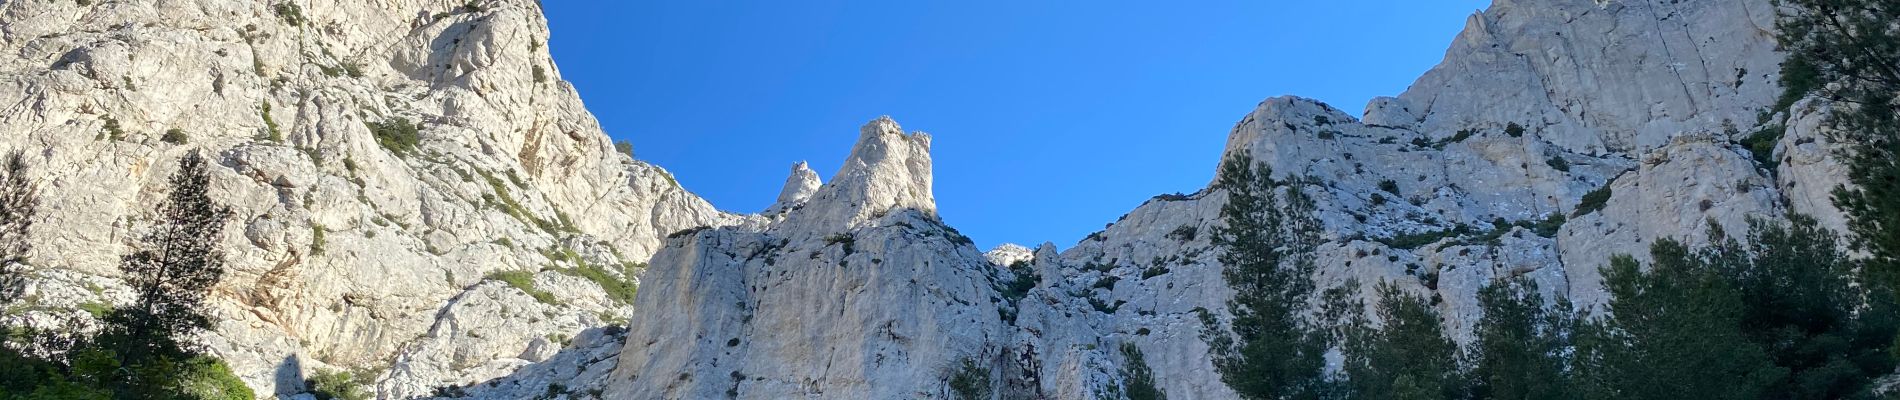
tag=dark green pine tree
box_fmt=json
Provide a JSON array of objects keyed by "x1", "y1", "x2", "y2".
[
  {"x1": 1117, "y1": 343, "x2": 1167, "y2": 400},
  {"x1": 0, "y1": 152, "x2": 34, "y2": 303},
  {"x1": 94, "y1": 153, "x2": 236, "y2": 397},
  {"x1": 1570, "y1": 239, "x2": 1786, "y2": 400},
  {"x1": 0, "y1": 151, "x2": 57, "y2": 397},
  {"x1": 1775, "y1": 0, "x2": 1900, "y2": 295},
  {"x1": 1469, "y1": 277, "x2": 1571, "y2": 400},
  {"x1": 1771, "y1": 4, "x2": 1900, "y2": 398},
  {"x1": 1712, "y1": 216, "x2": 1896, "y2": 399},
  {"x1": 1200, "y1": 154, "x2": 1329, "y2": 400},
  {"x1": 1338, "y1": 283, "x2": 1462, "y2": 400}
]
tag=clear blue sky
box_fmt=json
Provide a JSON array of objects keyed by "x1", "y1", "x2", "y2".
[{"x1": 542, "y1": 1, "x2": 1490, "y2": 251}]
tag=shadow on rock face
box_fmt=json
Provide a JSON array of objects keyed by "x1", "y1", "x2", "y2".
[
  {"x1": 407, "y1": 325, "x2": 629, "y2": 400},
  {"x1": 274, "y1": 354, "x2": 305, "y2": 397}
]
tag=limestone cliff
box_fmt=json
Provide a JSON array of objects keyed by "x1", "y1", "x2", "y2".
[
  {"x1": 0, "y1": 0, "x2": 1857, "y2": 399},
  {"x1": 587, "y1": 0, "x2": 1844, "y2": 399},
  {"x1": 0, "y1": 0, "x2": 739, "y2": 396}
]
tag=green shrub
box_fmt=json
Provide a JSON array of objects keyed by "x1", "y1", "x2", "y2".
[
  {"x1": 273, "y1": 3, "x2": 305, "y2": 25},
  {"x1": 1529, "y1": 213, "x2": 1566, "y2": 238},
  {"x1": 100, "y1": 116, "x2": 125, "y2": 141},
  {"x1": 658, "y1": 169, "x2": 679, "y2": 188},
  {"x1": 1447, "y1": 129, "x2": 1476, "y2": 144},
  {"x1": 1118, "y1": 343, "x2": 1168, "y2": 400},
  {"x1": 310, "y1": 225, "x2": 327, "y2": 255},
  {"x1": 1545, "y1": 156, "x2": 1570, "y2": 172},
  {"x1": 1141, "y1": 266, "x2": 1170, "y2": 279},
  {"x1": 323, "y1": 61, "x2": 365, "y2": 78},
  {"x1": 477, "y1": 169, "x2": 571, "y2": 235},
  {"x1": 1505, "y1": 122, "x2": 1526, "y2": 137},
  {"x1": 614, "y1": 140, "x2": 634, "y2": 157},
  {"x1": 504, "y1": 170, "x2": 529, "y2": 189},
  {"x1": 261, "y1": 102, "x2": 283, "y2": 142},
  {"x1": 486, "y1": 270, "x2": 559, "y2": 305},
  {"x1": 366, "y1": 118, "x2": 420, "y2": 155},
  {"x1": 550, "y1": 254, "x2": 642, "y2": 306},
  {"x1": 179, "y1": 357, "x2": 257, "y2": 400},
  {"x1": 532, "y1": 65, "x2": 548, "y2": 83},
  {"x1": 307, "y1": 368, "x2": 369, "y2": 400},
  {"x1": 824, "y1": 233, "x2": 856, "y2": 255},
  {"x1": 1378, "y1": 179, "x2": 1400, "y2": 195},
  {"x1": 162, "y1": 128, "x2": 188, "y2": 145},
  {"x1": 1165, "y1": 225, "x2": 1197, "y2": 242},
  {"x1": 998, "y1": 261, "x2": 1038, "y2": 304},
  {"x1": 1739, "y1": 124, "x2": 1785, "y2": 172},
  {"x1": 1774, "y1": 55, "x2": 1820, "y2": 112},
  {"x1": 79, "y1": 302, "x2": 112, "y2": 319},
  {"x1": 947, "y1": 358, "x2": 992, "y2": 400},
  {"x1": 1382, "y1": 227, "x2": 1463, "y2": 250},
  {"x1": 1574, "y1": 185, "x2": 1613, "y2": 217}
]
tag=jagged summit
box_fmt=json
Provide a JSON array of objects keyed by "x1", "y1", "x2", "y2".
[
  {"x1": 1388, "y1": 0, "x2": 1780, "y2": 154},
  {"x1": 763, "y1": 161, "x2": 821, "y2": 216},
  {"x1": 0, "y1": 0, "x2": 1854, "y2": 398},
  {"x1": 604, "y1": 117, "x2": 998, "y2": 400},
  {"x1": 983, "y1": 243, "x2": 1035, "y2": 266},
  {"x1": 781, "y1": 116, "x2": 935, "y2": 231}
]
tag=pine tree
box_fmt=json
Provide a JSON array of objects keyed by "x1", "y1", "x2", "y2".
[
  {"x1": 0, "y1": 151, "x2": 34, "y2": 303},
  {"x1": 1338, "y1": 283, "x2": 1462, "y2": 400},
  {"x1": 1775, "y1": 0, "x2": 1900, "y2": 295},
  {"x1": 1571, "y1": 240, "x2": 1786, "y2": 400},
  {"x1": 1200, "y1": 154, "x2": 1329, "y2": 400},
  {"x1": 0, "y1": 151, "x2": 52, "y2": 398},
  {"x1": 94, "y1": 153, "x2": 235, "y2": 396},
  {"x1": 1469, "y1": 278, "x2": 1570, "y2": 400},
  {"x1": 1117, "y1": 343, "x2": 1167, "y2": 400},
  {"x1": 948, "y1": 358, "x2": 993, "y2": 400},
  {"x1": 1712, "y1": 216, "x2": 1895, "y2": 399},
  {"x1": 1771, "y1": 4, "x2": 1900, "y2": 397}
]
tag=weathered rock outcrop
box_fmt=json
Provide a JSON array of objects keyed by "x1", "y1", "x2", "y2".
[
  {"x1": 591, "y1": 0, "x2": 1837, "y2": 398},
  {"x1": 0, "y1": 0, "x2": 737, "y2": 396},
  {"x1": 0, "y1": 0, "x2": 1854, "y2": 398},
  {"x1": 607, "y1": 118, "x2": 1006, "y2": 399},
  {"x1": 763, "y1": 161, "x2": 821, "y2": 216}
]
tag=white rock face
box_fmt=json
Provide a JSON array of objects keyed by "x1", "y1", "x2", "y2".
[
  {"x1": 588, "y1": 0, "x2": 1843, "y2": 398},
  {"x1": 3, "y1": 0, "x2": 1859, "y2": 398},
  {"x1": 606, "y1": 118, "x2": 1005, "y2": 399},
  {"x1": 763, "y1": 161, "x2": 821, "y2": 216},
  {"x1": 1776, "y1": 98, "x2": 1856, "y2": 235},
  {"x1": 0, "y1": 0, "x2": 736, "y2": 396},
  {"x1": 781, "y1": 117, "x2": 935, "y2": 232},
  {"x1": 983, "y1": 243, "x2": 1035, "y2": 267},
  {"x1": 1390, "y1": 0, "x2": 1783, "y2": 154}
]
